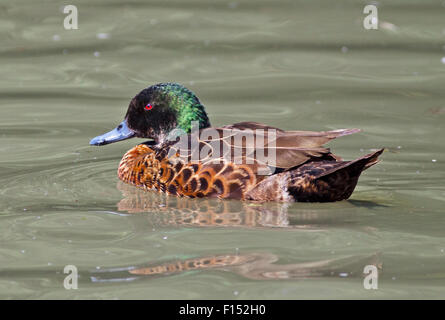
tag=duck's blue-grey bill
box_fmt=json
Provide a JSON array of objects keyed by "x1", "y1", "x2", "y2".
[{"x1": 90, "y1": 121, "x2": 135, "y2": 146}]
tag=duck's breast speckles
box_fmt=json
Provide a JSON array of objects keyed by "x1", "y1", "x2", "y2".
[
  {"x1": 118, "y1": 144, "x2": 158, "y2": 189},
  {"x1": 118, "y1": 145, "x2": 260, "y2": 199}
]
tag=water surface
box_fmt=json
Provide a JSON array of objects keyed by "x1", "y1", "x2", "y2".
[{"x1": 1, "y1": 0, "x2": 445, "y2": 299}]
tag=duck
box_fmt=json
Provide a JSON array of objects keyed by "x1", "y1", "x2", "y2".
[{"x1": 90, "y1": 82, "x2": 383, "y2": 202}]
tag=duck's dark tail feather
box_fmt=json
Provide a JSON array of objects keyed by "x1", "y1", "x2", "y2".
[
  {"x1": 244, "y1": 149, "x2": 384, "y2": 202},
  {"x1": 286, "y1": 148, "x2": 384, "y2": 202}
]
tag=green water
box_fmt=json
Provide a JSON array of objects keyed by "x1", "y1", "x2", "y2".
[{"x1": 1, "y1": 0, "x2": 445, "y2": 299}]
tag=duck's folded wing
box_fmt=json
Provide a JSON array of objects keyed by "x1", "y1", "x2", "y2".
[
  {"x1": 270, "y1": 128, "x2": 360, "y2": 148},
  {"x1": 221, "y1": 121, "x2": 284, "y2": 132},
  {"x1": 223, "y1": 122, "x2": 359, "y2": 147},
  {"x1": 218, "y1": 122, "x2": 360, "y2": 170},
  {"x1": 167, "y1": 122, "x2": 359, "y2": 175}
]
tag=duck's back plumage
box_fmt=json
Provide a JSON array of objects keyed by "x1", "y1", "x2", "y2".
[{"x1": 117, "y1": 122, "x2": 383, "y2": 202}]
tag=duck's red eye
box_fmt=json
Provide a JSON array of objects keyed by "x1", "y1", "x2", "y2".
[{"x1": 144, "y1": 104, "x2": 153, "y2": 111}]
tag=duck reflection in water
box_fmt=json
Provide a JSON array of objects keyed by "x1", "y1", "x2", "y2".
[
  {"x1": 91, "y1": 251, "x2": 382, "y2": 282},
  {"x1": 87, "y1": 183, "x2": 384, "y2": 282},
  {"x1": 116, "y1": 181, "x2": 381, "y2": 229}
]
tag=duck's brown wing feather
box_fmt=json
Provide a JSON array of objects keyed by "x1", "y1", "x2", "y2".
[
  {"x1": 222, "y1": 122, "x2": 360, "y2": 148},
  {"x1": 169, "y1": 122, "x2": 360, "y2": 173}
]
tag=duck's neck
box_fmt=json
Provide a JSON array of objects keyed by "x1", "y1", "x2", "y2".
[
  {"x1": 156, "y1": 85, "x2": 211, "y2": 145},
  {"x1": 169, "y1": 88, "x2": 211, "y2": 134}
]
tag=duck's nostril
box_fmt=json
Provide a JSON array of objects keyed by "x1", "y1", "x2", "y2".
[{"x1": 117, "y1": 124, "x2": 123, "y2": 130}]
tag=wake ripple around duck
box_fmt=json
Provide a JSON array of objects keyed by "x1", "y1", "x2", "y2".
[{"x1": 0, "y1": 153, "x2": 122, "y2": 215}]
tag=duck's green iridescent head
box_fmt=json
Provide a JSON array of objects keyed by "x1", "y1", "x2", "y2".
[{"x1": 90, "y1": 83, "x2": 211, "y2": 146}]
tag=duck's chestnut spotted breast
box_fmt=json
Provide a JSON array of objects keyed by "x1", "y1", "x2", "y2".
[{"x1": 118, "y1": 144, "x2": 259, "y2": 199}]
